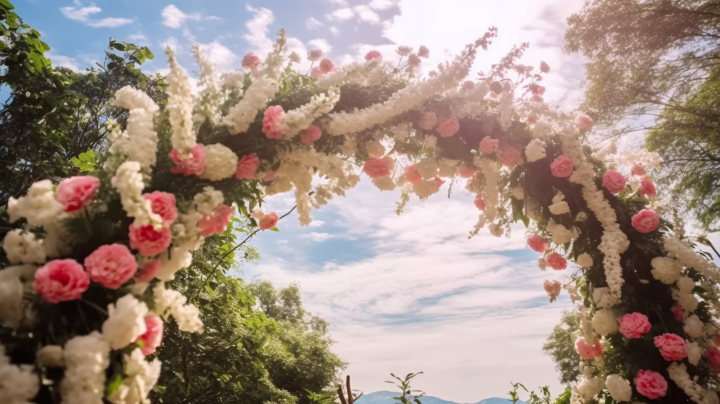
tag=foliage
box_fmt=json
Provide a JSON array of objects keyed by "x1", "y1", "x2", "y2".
[
  {"x1": 385, "y1": 372, "x2": 425, "y2": 404},
  {"x1": 508, "y1": 383, "x2": 553, "y2": 404},
  {"x1": 542, "y1": 311, "x2": 582, "y2": 384}
]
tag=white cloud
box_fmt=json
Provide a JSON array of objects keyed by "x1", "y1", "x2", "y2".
[
  {"x1": 199, "y1": 41, "x2": 237, "y2": 70},
  {"x1": 161, "y1": 4, "x2": 201, "y2": 28},
  {"x1": 306, "y1": 17, "x2": 323, "y2": 30},
  {"x1": 330, "y1": 26, "x2": 340, "y2": 36},
  {"x1": 60, "y1": 3, "x2": 132, "y2": 28},
  {"x1": 126, "y1": 33, "x2": 147, "y2": 42},
  {"x1": 327, "y1": 7, "x2": 355, "y2": 22},
  {"x1": 308, "y1": 38, "x2": 332, "y2": 54},
  {"x1": 243, "y1": 5, "x2": 275, "y2": 56},
  {"x1": 354, "y1": 5, "x2": 381, "y2": 24},
  {"x1": 369, "y1": 0, "x2": 395, "y2": 10},
  {"x1": 304, "y1": 232, "x2": 334, "y2": 242},
  {"x1": 48, "y1": 53, "x2": 79, "y2": 71},
  {"x1": 161, "y1": 36, "x2": 180, "y2": 53},
  {"x1": 326, "y1": 0, "x2": 349, "y2": 5}
]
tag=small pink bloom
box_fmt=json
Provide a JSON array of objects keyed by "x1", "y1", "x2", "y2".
[
  {"x1": 56, "y1": 176, "x2": 100, "y2": 213},
  {"x1": 310, "y1": 66, "x2": 324, "y2": 79},
  {"x1": 129, "y1": 224, "x2": 171, "y2": 257},
  {"x1": 527, "y1": 235, "x2": 548, "y2": 253},
  {"x1": 319, "y1": 58, "x2": 335, "y2": 73},
  {"x1": 84, "y1": 244, "x2": 138, "y2": 289},
  {"x1": 672, "y1": 304, "x2": 683, "y2": 321},
  {"x1": 241, "y1": 53, "x2": 260, "y2": 70},
  {"x1": 235, "y1": 154, "x2": 260, "y2": 180},
  {"x1": 474, "y1": 194, "x2": 486, "y2": 211},
  {"x1": 479, "y1": 136, "x2": 500, "y2": 155},
  {"x1": 436, "y1": 118, "x2": 460, "y2": 138},
  {"x1": 550, "y1": 155, "x2": 574, "y2": 178},
  {"x1": 365, "y1": 50, "x2": 382, "y2": 61},
  {"x1": 434, "y1": 176, "x2": 445, "y2": 188},
  {"x1": 530, "y1": 84, "x2": 545, "y2": 96},
  {"x1": 135, "y1": 260, "x2": 161, "y2": 283},
  {"x1": 137, "y1": 316, "x2": 164, "y2": 356},
  {"x1": 262, "y1": 171, "x2": 276, "y2": 182},
  {"x1": 170, "y1": 144, "x2": 206, "y2": 176},
  {"x1": 708, "y1": 347, "x2": 720, "y2": 372},
  {"x1": 619, "y1": 313, "x2": 651, "y2": 339},
  {"x1": 602, "y1": 170, "x2": 627, "y2": 194},
  {"x1": 259, "y1": 212, "x2": 279, "y2": 230},
  {"x1": 418, "y1": 46, "x2": 429, "y2": 58},
  {"x1": 575, "y1": 113, "x2": 594, "y2": 131},
  {"x1": 545, "y1": 252, "x2": 567, "y2": 270},
  {"x1": 143, "y1": 192, "x2": 177, "y2": 225},
  {"x1": 300, "y1": 125, "x2": 322, "y2": 145},
  {"x1": 543, "y1": 280, "x2": 561, "y2": 301},
  {"x1": 405, "y1": 165, "x2": 422, "y2": 184},
  {"x1": 34, "y1": 259, "x2": 89, "y2": 303},
  {"x1": 197, "y1": 204, "x2": 234, "y2": 237},
  {"x1": 639, "y1": 177, "x2": 657, "y2": 198},
  {"x1": 634, "y1": 370, "x2": 667, "y2": 399},
  {"x1": 540, "y1": 61, "x2": 550, "y2": 73},
  {"x1": 497, "y1": 144, "x2": 523, "y2": 168},
  {"x1": 575, "y1": 337, "x2": 603, "y2": 360},
  {"x1": 456, "y1": 165, "x2": 475, "y2": 178},
  {"x1": 654, "y1": 333, "x2": 687, "y2": 361},
  {"x1": 631, "y1": 163, "x2": 647, "y2": 177},
  {"x1": 262, "y1": 105, "x2": 286, "y2": 139},
  {"x1": 363, "y1": 158, "x2": 391, "y2": 179},
  {"x1": 418, "y1": 111, "x2": 437, "y2": 130},
  {"x1": 632, "y1": 209, "x2": 659, "y2": 233}
]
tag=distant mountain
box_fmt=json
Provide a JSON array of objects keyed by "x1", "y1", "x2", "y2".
[{"x1": 355, "y1": 391, "x2": 526, "y2": 404}]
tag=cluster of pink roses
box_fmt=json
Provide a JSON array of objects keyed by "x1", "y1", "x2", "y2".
[{"x1": 417, "y1": 111, "x2": 460, "y2": 138}]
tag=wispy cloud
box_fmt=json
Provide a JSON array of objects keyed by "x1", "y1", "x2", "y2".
[
  {"x1": 306, "y1": 17, "x2": 324, "y2": 30},
  {"x1": 308, "y1": 38, "x2": 332, "y2": 54},
  {"x1": 327, "y1": 7, "x2": 355, "y2": 22},
  {"x1": 47, "y1": 53, "x2": 79, "y2": 71},
  {"x1": 161, "y1": 4, "x2": 201, "y2": 28},
  {"x1": 60, "y1": 2, "x2": 133, "y2": 28}
]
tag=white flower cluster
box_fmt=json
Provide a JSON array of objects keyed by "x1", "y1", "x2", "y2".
[
  {"x1": 591, "y1": 308, "x2": 618, "y2": 336},
  {"x1": 7, "y1": 180, "x2": 64, "y2": 227},
  {"x1": 498, "y1": 90, "x2": 513, "y2": 131},
  {"x1": 199, "y1": 143, "x2": 238, "y2": 181},
  {"x1": 607, "y1": 148, "x2": 663, "y2": 172},
  {"x1": 549, "y1": 191, "x2": 570, "y2": 215},
  {"x1": 2, "y1": 229, "x2": 46, "y2": 264},
  {"x1": 223, "y1": 33, "x2": 286, "y2": 134},
  {"x1": 107, "y1": 349, "x2": 161, "y2": 404},
  {"x1": 524, "y1": 138, "x2": 546, "y2": 162},
  {"x1": 111, "y1": 161, "x2": 163, "y2": 228},
  {"x1": 102, "y1": 294, "x2": 148, "y2": 350},
  {"x1": 651, "y1": 256, "x2": 683, "y2": 284},
  {"x1": 604, "y1": 374, "x2": 631, "y2": 402},
  {"x1": 166, "y1": 49, "x2": 196, "y2": 158},
  {"x1": 572, "y1": 366, "x2": 602, "y2": 403},
  {"x1": 193, "y1": 186, "x2": 224, "y2": 215},
  {"x1": 665, "y1": 236, "x2": 720, "y2": 283},
  {"x1": 153, "y1": 282, "x2": 204, "y2": 333},
  {"x1": 0, "y1": 265, "x2": 35, "y2": 329},
  {"x1": 316, "y1": 60, "x2": 386, "y2": 89},
  {"x1": 667, "y1": 363, "x2": 718, "y2": 404},
  {"x1": 61, "y1": 332, "x2": 110, "y2": 404},
  {"x1": 193, "y1": 46, "x2": 223, "y2": 125},
  {"x1": 0, "y1": 344, "x2": 38, "y2": 404},
  {"x1": 109, "y1": 86, "x2": 160, "y2": 174},
  {"x1": 546, "y1": 220, "x2": 577, "y2": 245},
  {"x1": 278, "y1": 88, "x2": 340, "y2": 138}
]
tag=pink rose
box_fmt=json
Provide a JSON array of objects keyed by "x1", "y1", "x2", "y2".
[
  {"x1": 550, "y1": 155, "x2": 574, "y2": 178},
  {"x1": 242, "y1": 53, "x2": 260, "y2": 70},
  {"x1": 639, "y1": 177, "x2": 657, "y2": 198},
  {"x1": 632, "y1": 209, "x2": 659, "y2": 233},
  {"x1": 235, "y1": 154, "x2": 260, "y2": 180},
  {"x1": 631, "y1": 163, "x2": 647, "y2": 177},
  {"x1": 197, "y1": 204, "x2": 233, "y2": 237},
  {"x1": 474, "y1": 194, "x2": 486, "y2": 211},
  {"x1": 498, "y1": 144, "x2": 524, "y2": 168},
  {"x1": 405, "y1": 165, "x2": 422, "y2": 184},
  {"x1": 654, "y1": 333, "x2": 687, "y2": 361},
  {"x1": 479, "y1": 136, "x2": 500, "y2": 155},
  {"x1": 602, "y1": 170, "x2": 626, "y2": 194},
  {"x1": 363, "y1": 158, "x2": 391, "y2": 179},
  {"x1": 456, "y1": 165, "x2": 475, "y2": 178},
  {"x1": 129, "y1": 224, "x2": 171, "y2": 257},
  {"x1": 527, "y1": 235, "x2": 548, "y2": 253},
  {"x1": 84, "y1": 244, "x2": 138, "y2": 289},
  {"x1": 672, "y1": 304, "x2": 683, "y2": 321},
  {"x1": 436, "y1": 118, "x2": 460, "y2": 138},
  {"x1": 34, "y1": 259, "x2": 89, "y2": 303},
  {"x1": 135, "y1": 260, "x2": 161, "y2": 283},
  {"x1": 170, "y1": 144, "x2": 206, "y2": 176},
  {"x1": 707, "y1": 347, "x2": 720, "y2": 372},
  {"x1": 365, "y1": 50, "x2": 382, "y2": 61},
  {"x1": 545, "y1": 252, "x2": 567, "y2": 270},
  {"x1": 543, "y1": 280, "x2": 561, "y2": 301},
  {"x1": 136, "y1": 316, "x2": 163, "y2": 356},
  {"x1": 634, "y1": 370, "x2": 667, "y2": 399},
  {"x1": 575, "y1": 113, "x2": 594, "y2": 131},
  {"x1": 262, "y1": 105, "x2": 285, "y2": 139},
  {"x1": 300, "y1": 125, "x2": 322, "y2": 145},
  {"x1": 310, "y1": 67, "x2": 324, "y2": 79},
  {"x1": 418, "y1": 111, "x2": 437, "y2": 130},
  {"x1": 319, "y1": 58, "x2": 335, "y2": 73},
  {"x1": 619, "y1": 312, "x2": 651, "y2": 339},
  {"x1": 259, "y1": 212, "x2": 279, "y2": 230},
  {"x1": 575, "y1": 337, "x2": 603, "y2": 360},
  {"x1": 56, "y1": 176, "x2": 100, "y2": 213},
  {"x1": 143, "y1": 192, "x2": 177, "y2": 225}
]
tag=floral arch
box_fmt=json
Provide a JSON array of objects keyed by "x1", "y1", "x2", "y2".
[{"x1": 1, "y1": 29, "x2": 720, "y2": 404}]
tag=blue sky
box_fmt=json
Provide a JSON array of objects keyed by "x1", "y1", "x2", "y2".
[{"x1": 16, "y1": 0, "x2": 596, "y2": 401}]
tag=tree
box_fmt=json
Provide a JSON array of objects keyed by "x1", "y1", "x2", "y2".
[
  {"x1": 564, "y1": 0, "x2": 720, "y2": 228},
  {"x1": 542, "y1": 311, "x2": 581, "y2": 385}
]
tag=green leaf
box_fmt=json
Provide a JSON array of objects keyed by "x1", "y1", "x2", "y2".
[
  {"x1": 105, "y1": 374, "x2": 123, "y2": 396},
  {"x1": 0, "y1": 0, "x2": 15, "y2": 10},
  {"x1": 270, "y1": 227, "x2": 279, "y2": 232}
]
